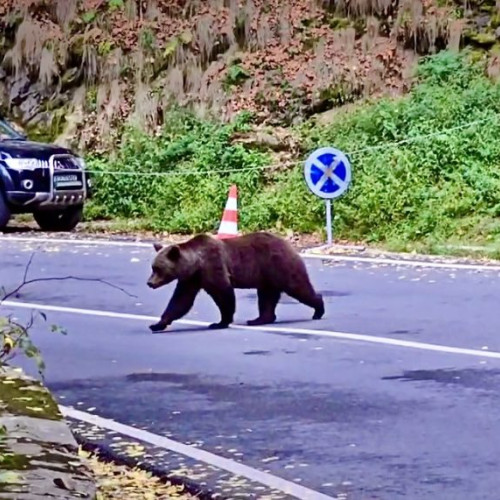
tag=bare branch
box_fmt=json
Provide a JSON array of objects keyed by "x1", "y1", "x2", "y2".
[
  {"x1": 2, "y1": 276, "x2": 138, "y2": 302},
  {"x1": 0, "y1": 252, "x2": 138, "y2": 304},
  {"x1": 22, "y1": 252, "x2": 35, "y2": 286}
]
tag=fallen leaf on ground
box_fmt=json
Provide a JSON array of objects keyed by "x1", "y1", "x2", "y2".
[{"x1": 79, "y1": 449, "x2": 196, "y2": 499}]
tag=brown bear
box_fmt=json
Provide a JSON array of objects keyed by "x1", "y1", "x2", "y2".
[{"x1": 146, "y1": 231, "x2": 324, "y2": 332}]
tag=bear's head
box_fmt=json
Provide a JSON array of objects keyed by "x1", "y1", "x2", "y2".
[{"x1": 147, "y1": 242, "x2": 194, "y2": 289}]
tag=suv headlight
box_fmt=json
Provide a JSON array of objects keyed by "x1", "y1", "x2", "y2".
[{"x1": 4, "y1": 158, "x2": 49, "y2": 170}]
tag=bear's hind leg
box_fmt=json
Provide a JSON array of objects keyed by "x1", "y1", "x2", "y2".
[
  {"x1": 247, "y1": 288, "x2": 281, "y2": 326},
  {"x1": 285, "y1": 283, "x2": 324, "y2": 321},
  {"x1": 205, "y1": 286, "x2": 236, "y2": 330}
]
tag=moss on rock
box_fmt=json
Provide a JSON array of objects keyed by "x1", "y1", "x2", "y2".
[
  {"x1": 0, "y1": 367, "x2": 97, "y2": 498},
  {"x1": 0, "y1": 375, "x2": 61, "y2": 421}
]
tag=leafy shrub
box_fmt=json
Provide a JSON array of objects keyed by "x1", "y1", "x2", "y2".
[
  {"x1": 85, "y1": 110, "x2": 279, "y2": 233},
  {"x1": 300, "y1": 49, "x2": 500, "y2": 247}
]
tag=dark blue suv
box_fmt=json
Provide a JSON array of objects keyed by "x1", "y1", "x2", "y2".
[{"x1": 0, "y1": 116, "x2": 91, "y2": 232}]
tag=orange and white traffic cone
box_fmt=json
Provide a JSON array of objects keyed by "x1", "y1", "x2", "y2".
[{"x1": 217, "y1": 184, "x2": 238, "y2": 239}]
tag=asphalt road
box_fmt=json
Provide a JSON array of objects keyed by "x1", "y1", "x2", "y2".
[{"x1": 2, "y1": 236, "x2": 500, "y2": 499}]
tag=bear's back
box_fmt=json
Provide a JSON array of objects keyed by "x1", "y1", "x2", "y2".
[{"x1": 222, "y1": 232, "x2": 302, "y2": 289}]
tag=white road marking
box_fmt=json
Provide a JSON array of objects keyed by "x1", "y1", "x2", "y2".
[
  {"x1": 4, "y1": 299, "x2": 500, "y2": 360},
  {"x1": 2, "y1": 234, "x2": 500, "y2": 271},
  {"x1": 302, "y1": 253, "x2": 500, "y2": 271},
  {"x1": 0, "y1": 235, "x2": 152, "y2": 248},
  {"x1": 60, "y1": 406, "x2": 334, "y2": 500}
]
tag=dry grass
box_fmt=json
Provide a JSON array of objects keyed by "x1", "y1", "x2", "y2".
[
  {"x1": 96, "y1": 82, "x2": 109, "y2": 112},
  {"x1": 208, "y1": 79, "x2": 228, "y2": 118},
  {"x1": 242, "y1": 0, "x2": 257, "y2": 48},
  {"x1": 487, "y1": 52, "x2": 500, "y2": 81},
  {"x1": 55, "y1": 0, "x2": 78, "y2": 30},
  {"x1": 145, "y1": 0, "x2": 161, "y2": 21},
  {"x1": 81, "y1": 41, "x2": 99, "y2": 84},
  {"x1": 3, "y1": 16, "x2": 48, "y2": 79},
  {"x1": 183, "y1": 0, "x2": 202, "y2": 18},
  {"x1": 184, "y1": 55, "x2": 203, "y2": 96},
  {"x1": 339, "y1": 26, "x2": 356, "y2": 57},
  {"x1": 161, "y1": 65, "x2": 185, "y2": 108},
  {"x1": 132, "y1": 48, "x2": 145, "y2": 82},
  {"x1": 312, "y1": 39, "x2": 330, "y2": 88},
  {"x1": 279, "y1": 5, "x2": 293, "y2": 44},
  {"x1": 101, "y1": 48, "x2": 124, "y2": 82},
  {"x1": 55, "y1": 83, "x2": 86, "y2": 149},
  {"x1": 38, "y1": 46, "x2": 58, "y2": 88},
  {"x1": 124, "y1": 0, "x2": 138, "y2": 21},
  {"x1": 195, "y1": 14, "x2": 216, "y2": 65},
  {"x1": 95, "y1": 78, "x2": 122, "y2": 139},
  {"x1": 391, "y1": 0, "x2": 455, "y2": 54},
  {"x1": 255, "y1": 14, "x2": 273, "y2": 50},
  {"x1": 363, "y1": 16, "x2": 380, "y2": 51},
  {"x1": 321, "y1": 0, "x2": 392, "y2": 17},
  {"x1": 221, "y1": 0, "x2": 238, "y2": 47},
  {"x1": 403, "y1": 0, "x2": 424, "y2": 50},
  {"x1": 364, "y1": 57, "x2": 385, "y2": 95},
  {"x1": 131, "y1": 79, "x2": 158, "y2": 129},
  {"x1": 107, "y1": 79, "x2": 122, "y2": 117}
]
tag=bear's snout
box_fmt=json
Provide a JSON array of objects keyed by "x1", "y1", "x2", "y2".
[
  {"x1": 147, "y1": 280, "x2": 160, "y2": 289},
  {"x1": 147, "y1": 276, "x2": 159, "y2": 289}
]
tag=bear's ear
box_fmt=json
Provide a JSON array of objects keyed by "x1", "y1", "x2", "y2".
[
  {"x1": 153, "y1": 243, "x2": 163, "y2": 252},
  {"x1": 166, "y1": 245, "x2": 181, "y2": 261}
]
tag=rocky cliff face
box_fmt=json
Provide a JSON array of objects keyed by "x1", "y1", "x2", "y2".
[{"x1": 0, "y1": 0, "x2": 499, "y2": 152}]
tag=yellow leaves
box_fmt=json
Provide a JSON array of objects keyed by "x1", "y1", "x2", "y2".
[
  {"x1": 79, "y1": 448, "x2": 195, "y2": 499},
  {"x1": 1, "y1": 335, "x2": 14, "y2": 356},
  {"x1": 25, "y1": 406, "x2": 45, "y2": 413},
  {"x1": 178, "y1": 31, "x2": 193, "y2": 45},
  {"x1": 0, "y1": 471, "x2": 21, "y2": 484},
  {"x1": 124, "y1": 443, "x2": 146, "y2": 458},
  {"x1": 163, "y1": 31, "x2": 192, "y2": 58}
]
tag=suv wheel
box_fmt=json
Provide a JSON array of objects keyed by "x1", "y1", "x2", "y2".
[
  {"x1": 33, "y1": 205, "x2": 83, "y2": 232},
  {"x1": 0, "y1": 191, "x2": 11, "y2": 231}
]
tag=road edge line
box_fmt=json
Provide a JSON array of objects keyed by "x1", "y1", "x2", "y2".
[
  {"x1": 4, "y1": 299, "x2": 500, "y2": 360},
  {"x1": 2, "y1": 235, "x2": 500, "y2": 271}
]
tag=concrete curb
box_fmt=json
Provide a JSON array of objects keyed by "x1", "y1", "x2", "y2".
[
  {"x1": 3, "y1": 233, "x2": 500, "y2": 270},
  {"x1": 64, "y1": 412, "x2": 306, "y2": 500},
  {"x1": 0, "y1": 366, "x2": 97, "y2": 499}
]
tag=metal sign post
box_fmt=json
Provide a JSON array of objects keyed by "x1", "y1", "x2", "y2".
[
  {"x1": 303, "y1": 146, "x2": 352, "y2": 246},
  {"x1": 325, "y1": 199, "x2": 332, "y2": 245}
]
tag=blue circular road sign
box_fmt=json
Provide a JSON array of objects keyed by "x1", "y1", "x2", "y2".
[{"x1": 304, "y1": 146, "x2": 352, "y2": 200}]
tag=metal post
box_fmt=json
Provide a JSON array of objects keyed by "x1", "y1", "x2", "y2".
[{"x1": 325, "y1": 199, "x2": 333, "y2": 246}]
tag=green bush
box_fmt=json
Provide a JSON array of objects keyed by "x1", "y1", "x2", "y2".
[
  {"x1": 300, "y1": 49, "x2": 500, "y2": 247},
  {"x1": 85, "y1": 50, "x2": 500, "y2": 248},
  {"x1": 85, "y1": 110, "x2": 278, "y2": 233}
]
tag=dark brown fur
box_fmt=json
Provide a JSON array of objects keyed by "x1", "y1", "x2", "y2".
[{"x1": 147, "y1": 231, "x2": 324, "y2": 332}]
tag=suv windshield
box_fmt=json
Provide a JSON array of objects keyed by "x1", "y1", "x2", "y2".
[{"x1": 0, "y1": 117, "x2": 25, "y2": 140}]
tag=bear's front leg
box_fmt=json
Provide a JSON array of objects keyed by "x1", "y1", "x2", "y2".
[
  {"x1": 149, "y1": 320, "x2": 170, "y2": 332},
  {"x1": 205, "y1": 285, "x2": 236, "y2": 329},
  {"x1": 150, "y1": 278, "x2": 201, "y2": 333}
]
